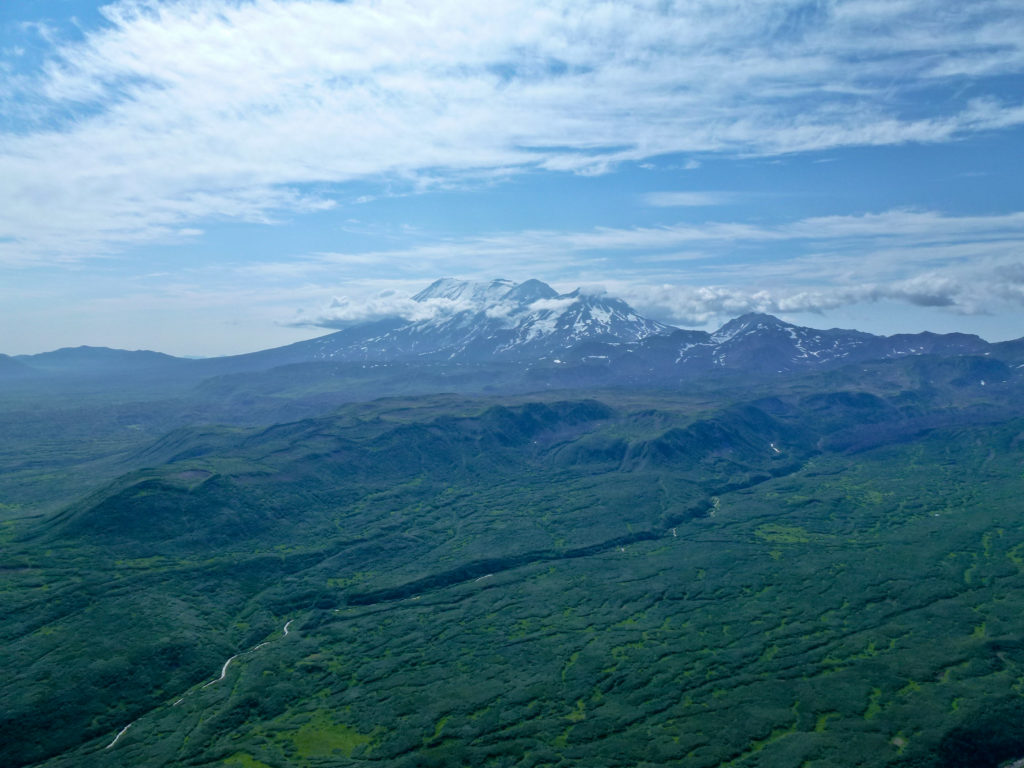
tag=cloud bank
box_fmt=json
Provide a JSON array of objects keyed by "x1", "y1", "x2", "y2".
[
  {"x1": 283, "y1": 207, "x2": 1024, "y2": 328},
  {"x1": 2, "y1": 0, "x2": 1023, "y2": 260},
  {"x1": 291, "y1": 292, "x2": 484, "y2": 329},
  {"x1": 617, "y1": 277, "x2": 991, "y2": 329}
]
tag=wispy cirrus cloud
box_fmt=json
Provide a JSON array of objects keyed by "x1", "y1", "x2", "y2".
[
  {"x1": 1, "y1": 0, "x2": 1023, "y2": 261},
  {"x1": 292, "y1": 208, "x2": 1024, "y2": 275},
  {"x1": 643, "y1": 192, "x2": 734, "y2": 207}
]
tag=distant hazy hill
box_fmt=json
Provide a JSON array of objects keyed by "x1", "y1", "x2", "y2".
[
  {"x1": 14, "y1": 345, "x2": 185, "y2": 374},
  {"x1": 0, "y1": 353, "x2": 34, "y2": 376}
]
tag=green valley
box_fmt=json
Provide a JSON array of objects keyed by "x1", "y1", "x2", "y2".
[{"x1": 3, "y1": 354, "x2": 1024, "y2": 766}]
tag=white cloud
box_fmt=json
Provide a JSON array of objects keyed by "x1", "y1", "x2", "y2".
[
  {"x1": 643, "y1": 191, "x2": 732, "y2": 207},
  {"x1": 326, "y1": 208, "x2": 1024, "y2": 323},
  {"x1": 278, "y1": 204, "x2": 1024, "y2": 330},
  {"x1": 292, "y1": 293, "x2": 424, "y2": 329},
  {"x1": 528, "y1": 297, "x2": 577, "y2": 313},
  {"x1": 614, "y1": 264, "x2": 1024, "y2": 328},
  {"x1": 1, "y1": 0, "x2": 1023, "y2": 260},
  {"x1": 293, "y1": 289, "x2": 500, "y2": 329},
  {"x1": 290, "y1": 257, "x2": 1024, "y2": 335},
  {"x1": 283, "y1": 209, "x2": 1024, "y2": 285}
]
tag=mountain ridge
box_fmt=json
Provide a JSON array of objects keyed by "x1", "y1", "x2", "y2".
[{"x1": 7, "y1": 279, "x2": 1022, "y2": 383}]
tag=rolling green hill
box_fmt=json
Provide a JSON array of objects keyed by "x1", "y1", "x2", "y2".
[{"x1": 3, "y1": 363, "x2": 1024, "y2": 767}]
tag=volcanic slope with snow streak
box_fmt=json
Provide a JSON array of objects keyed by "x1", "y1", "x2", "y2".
[{"x1": 299, "y1": 278, "x2": 676, "y2": 363}]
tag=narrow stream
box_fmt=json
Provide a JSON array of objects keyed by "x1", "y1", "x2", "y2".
[{"x1": 103, "y1": 618, "x2": 296, "y2": 752}]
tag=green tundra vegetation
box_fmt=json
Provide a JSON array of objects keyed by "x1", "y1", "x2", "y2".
[{"x1": 3, "y1": 356, "x2": 1024, "y2": 767}]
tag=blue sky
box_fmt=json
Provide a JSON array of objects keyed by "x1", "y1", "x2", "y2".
[{"x1": 2, "y1": 0, "x2": 1023, "y2": 356}]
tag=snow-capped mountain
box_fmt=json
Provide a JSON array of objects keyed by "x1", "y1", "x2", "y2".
[
  {"x1": 296, "y1": 278, "x2": 677, "y2": 363},
  {"x1": 411, "y1": 277, "x2": 520, "y2": 305},
  {"x1": 212, "y1": 281, "x2": 1011, "y2": 380},
  {"x1": 10, "y1": 281, "x2": 1018, "y2": 391},
  {"x1": 672, "y1": 313, "x2": 881, "y2": 373},
  {"x1": 595, "y1": 312, "x2": 995, "y2": 377},
  {"x1": 689, "y1": 313, "x2": 990, "y2": 372}
]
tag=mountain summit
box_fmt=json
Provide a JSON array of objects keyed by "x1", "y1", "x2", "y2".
[{"x1": 297, "y1": 278, "x2": 677, "y2": 363}]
